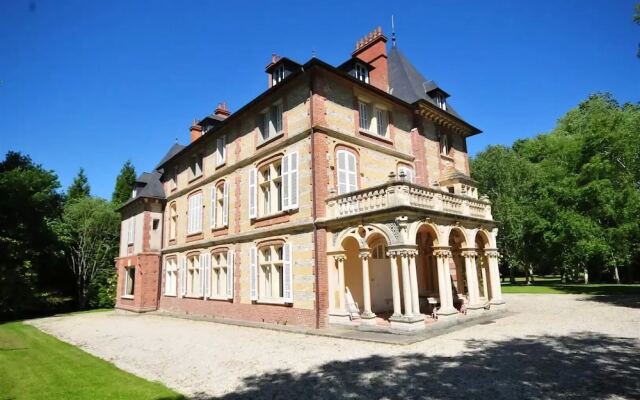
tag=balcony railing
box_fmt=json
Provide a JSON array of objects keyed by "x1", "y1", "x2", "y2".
[{"x1": 325, "y1": 181, "x2": 492, "y2": 221}]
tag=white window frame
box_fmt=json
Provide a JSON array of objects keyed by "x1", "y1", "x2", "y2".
[
  {"x1": 187, "y1": 192, "x2": 203, "y2": 235},
  {"x1": 209, "y1": 252, "x2": 228, "y2": 299},
  {"x1": 127, "y1": 216, "x2": 135, "y2": 245},
  {"x1": 397, "y1": 165, "x2": 415, "y2": 183},
  {"x1": 258, "y1": 161, "x2": 283, "y2": 217},
  {"x1": 272, "y1": 65, "x2": 285, "y2": 86},
  {"x1": 186, "y1": 254, "x2": 202, "y2": 297},
  {"x1": 435, "y1": 93, "x2": 447, "y2": 110},
  {"x1": 440, "y1": 133, "x2": 450, "y2": 156},
  {"x1": 358, "y1": 100, "x2": 389, "y2": 138},
  {"x1": 259, "y1": 102, "x2": 283, "y2": 142},
  {"x1": 216, "y1": 135, "x2": 226, "y2": 166},
  {"x1": 210, "y1": 182, "x2": 229, "y2": 229},
  {"x1": 168, "y1": 203, "x2": 177, "y2": 241},
  {"x1": 252, "y1": 243, "x2": 293, "y2": 303},
  {"x1": 164, "y1": 258, "x2": 178, "y2": 296},
  {"x1": 123, "y1": 266, "x2": 135, "y2": 297},
  {"x1": 336, "y1": 150, "x2": 358, "y2": 195},
  {"x1": 355, "y1": 62, "x2": 369, "y2": 83}
]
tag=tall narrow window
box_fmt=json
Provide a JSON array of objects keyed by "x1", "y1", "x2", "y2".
[
  {"x1": 210, "y1": 182, "x2": 229, "y2": 228},
  {"x1": 259, "y1": 103, "x2": 283, "y2": 141},
  {"x1": 358, "y1": 101, "x2": 372, "y2": 132},
  {"x1": 164, "y1": 258, "x2": 177, "y2": 296},
  {"x1": 210, "y1": 252, "x2": 228, "y2": 298},
  {"x1": 170, "y1": 167, "x2": 178, "y2": 191},
  {"x1": 169, "y1": 203, "x2": 177, "y2": 241},
  {"x1": 186, "y1": 254, "x2": 201, "y2": 297},
  {"x1": 191, "y1": 154, "x2": 203, "y2": 179},
  {"x1": 440, "y1": 133, "x2": 450, "y2": 156},
  {"x1": 336, "y1": 150, "x2": 358, "y2": 195},
  {"x1": 127, "y1": 217, "x2": 135, "y2": 245},
  {"x1": 272, "y1": 65, "x2": 285, "y2": 86},
  {"x1": 355, "y1": 63, "x2": 369, "y2": 83},
  {"x1": 375, "y1": 108, "x2": 389, "y2": 137},
  {"x1": 123, "y1": 267, "x2": 135, "y2": 296},
  {"x1": 187, "y1": 193, "x2": 203, "y2": 234},
  {"x1": 259, "y1": 245, "x2": 283, "y2": 300},
  {"x1": 216, "y1": 135, "x2": 226, "y2": 166},
  {"x1": 258, "y1": 161, "x2": 282, "y2": 216}
]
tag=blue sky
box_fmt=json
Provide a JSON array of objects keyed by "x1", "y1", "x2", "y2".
[{"x1": 1, "y1": 0, "x2": 638, "y2": 199}]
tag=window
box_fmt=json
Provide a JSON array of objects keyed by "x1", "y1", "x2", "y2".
[
  {"x1": 127, "y1": 217, "x2": 135, "y2": 245},
  {"x1": 397, "y1": 165, "x2": 415, "y2": 183},
  {"x1": 186, "y1": 254, "x2": 202, "y2": 297},
  {"x1": 440, "y1": 133, "x2": 450, "y2": 156},
  {"x1": 169, "y1": 203, "x2": 177, "y2": 241},
  {"x1": 123, "y1": 267, "x2": 135, "y2": 297},
  {"x1": 210, "y1": 252, "x2": 228, "y2": 298},
  {"x1": 259, "y1": 103, "x2": 283, "y2": 141},
  {"x1": 190, "y1": 154, "x2": 203, "y2": 180},
  {"x1": 250, "y1": 243, "x2": 292, "y2": 303},
  {"x1": 187, "y1": 192, "x2": 203, "y2": 234},
  {"x1": 249, "y1": 152, "x2": 298, "y2": 219},
  {"x1": 336, "y1": 150, "x2": 357, "y2": 195},
  {"x1": 164, "y1": 258, "x2": 177, "y2": 296},
  {"x1": 272, "y1": 65, "x2": 285, "y2": 86},
  {"x1": 216, "y1": 135, "x2": 226, "y2": 166},
  {"x1": 435, "y1": 94, "x2": 447, "y2": 110},
  {"x1": 371, "y1": 244, "x2": 388, "y2": 259},
  {"x1": 210, "y1": 182, "x2": 229, "y2": 228},
  {"x1": 170, "y1": 167, "x2": 178, "y2": 191},
  {"x1": 132, "y1": 188, "x2": 137, "y2": 198},
  {"x1": 355, "y1": 63, "x2": 369, "y2": 83},
  {"x1": 358, "y1": 101, "x2": 389, "y2": 137},
  {"x1": 152, "y1": 218, "x2": 160, "y2": 230}
]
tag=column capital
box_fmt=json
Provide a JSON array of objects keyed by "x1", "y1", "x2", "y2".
[
  {"x1": 460, "y1": 249, "x2": 478, "y2": 258},
  {"x1": 333, "y1": 254, "x2": 347, "y2": 263},
  {"x1": 359, "y1": 251, "x2": 370, "y2": 261},
  {"x1": 433, "y1": 247, "x2": 452, "y2": 259},
  {"x1": 484, "y1": 249, "x2": 500, "y2": 259},
  {"x1": 387, "y1": 247, "x2": 418, "y2": 258}
]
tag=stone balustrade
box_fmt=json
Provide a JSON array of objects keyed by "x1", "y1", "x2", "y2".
[{"x1": 325, "y1": 181, "x2": 492, "y2": 220}]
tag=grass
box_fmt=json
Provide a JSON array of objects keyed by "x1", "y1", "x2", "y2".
[
  {"x1": 501, "y1": 276, "x2": 640, "y2": 295},
  {"x1": 0, "y1": 321, "x2": 184, "y2": 400}
]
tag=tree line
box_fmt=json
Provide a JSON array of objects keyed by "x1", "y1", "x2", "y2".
[
  {"x1": 472, "y1": 94, "x2": 640, "y2": 284},
  {"x1": 0, "y1": 154, "x2": 136, "y2": 319}
]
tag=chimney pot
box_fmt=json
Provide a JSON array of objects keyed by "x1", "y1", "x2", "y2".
[{"x1": 214, "y1": 102, "x2": 231, "y2": 119}]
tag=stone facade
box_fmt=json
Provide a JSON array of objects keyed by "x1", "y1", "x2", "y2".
[{"x1": 114, "y1": 27, "x2": 504, "y2": 333}]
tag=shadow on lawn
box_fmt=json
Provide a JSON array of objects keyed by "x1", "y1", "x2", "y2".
[{"x1": 191, "y1": 332, "x2": 640, "y2": 400}]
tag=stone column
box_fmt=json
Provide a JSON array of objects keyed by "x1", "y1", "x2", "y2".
[
  {"x1": 461, "y1": 249, "x2": 482, "y2": 309},
  {"x1": 335, "y1": 255, "x2": 346, "y2": 311},
  {"x1": 387, "y1": 251, "x2": 402, "y2": 318},
  {"x1": 434, "y1": 248, "x2": 457, "y2": 316},
  {"x1": 359, "y1": 251, "x2": 376, "y2": 322},
  {"x1": 400, "y1": 250, "x2": 413, "y2": 317},
  {"x1": 485, "y1": 249, "x2": 504, "y2": 305},
  {"x1": 408, "y1": 250, "x2": 421, "y2": 316}
]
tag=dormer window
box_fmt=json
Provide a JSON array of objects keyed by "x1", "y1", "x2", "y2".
[
  {"x1": 435, "y1": 93, "x2": 447, "y2": 110},
  {"x1": 272, "y1": 65, "x2": 285, "y2": 86},
  {"x1": 132, "y1": 188, "x2": 137, "y2": 198},
  {"x1": 355, "y1": 62, "x2": 369, "y2": 84}
]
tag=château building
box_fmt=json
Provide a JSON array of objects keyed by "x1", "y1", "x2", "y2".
[{"x1": 115, "y1": 27, "x2": 505, "y2": 333}]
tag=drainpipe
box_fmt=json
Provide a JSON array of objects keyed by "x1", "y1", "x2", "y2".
[{"x1": 309, "y1": 70, "x2": 321, "y2": 329}]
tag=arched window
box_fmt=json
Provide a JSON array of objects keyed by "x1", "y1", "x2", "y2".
[
  {"x1": 186, "y1": 253, "x2": 201, "y2": 297},
  {"x1": 210, "y1": 181, "x2": 229, "y2": 228},
  {"x1": 336, "y1": 149, "x2": 357, "y2": 195}
]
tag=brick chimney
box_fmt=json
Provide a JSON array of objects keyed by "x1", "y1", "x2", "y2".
[
  {"x1": 190, "y1": 119, "x2": 203, "y2": 143},
  {"x1": 214, "y1": 102, "x2": 231, "y2": 119},
  {"x1": 352, "y1": 27, "x2": 388, "y2": 91}
]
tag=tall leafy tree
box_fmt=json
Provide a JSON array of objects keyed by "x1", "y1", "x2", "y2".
[
  {"x1": 67, "y1": 168, "x2": 91, "y2": 201},
  {"x1": 112, "y1": 160, "x2": 137, "y2": 207},
  {"x1": 54, "y1": 197, "x2": 119, "y2": 309},
  {"x1": 0, "y1": 152, "x2": 69, "y2": 317}
]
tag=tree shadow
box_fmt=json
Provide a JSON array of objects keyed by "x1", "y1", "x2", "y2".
[
  {"x1": 578, "y1": 295, "x2": 640, "y2": 309},
  {"x1": 193, "y1": 332, "x2": 640, "y2": 400}
]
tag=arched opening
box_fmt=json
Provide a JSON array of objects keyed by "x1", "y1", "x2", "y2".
[
  {"x1": 475, "y1": 231, "x2": 492, "y2": 301},
  {"x1": 448, "y1": 228, "x2": 467, "y2": 310},
  {"x1": 416, "y1": 225, "x2": 439, "y2": 315},
  {"x1": 342, "y1": 236, "x2": 363, "y2": 316},
  {"x1": 366, "y1": 233, "x2": 392, "y2": 314}
]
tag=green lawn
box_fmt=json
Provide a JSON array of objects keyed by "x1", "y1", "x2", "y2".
[
  {"x1": 501, "y1": 276, "x2": 640, "y2": 295},
  {"x1": 0, "y1": 321, "x2": 184, "y2": 400}
]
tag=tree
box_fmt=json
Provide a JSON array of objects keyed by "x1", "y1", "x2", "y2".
[
  {"x1": 112, "y1": 160, "x2": 136, "y2": 207},
  {"x1": 0, "y1": 152, "x2": 69, "y2": 318},
  {"x1": 67, "y1": 168, "x2": 91, "y2": 201},
  {"x1": 55, "y1": 197, "x2": 119, "y2": 309}
]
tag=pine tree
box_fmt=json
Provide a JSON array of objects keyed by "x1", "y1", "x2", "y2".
[
  {"x1": 67, "y1": 168, "x2": 91, "y2": 201},
  {"x1": 111, "y1": 160, "x2": 137, "y2": 207}
]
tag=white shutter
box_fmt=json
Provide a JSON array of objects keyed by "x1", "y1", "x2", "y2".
[
  {"x1": 180, "y1": 255, "x2": 187, "y2": 297},
  {"x1": 250, "y1": 246, "x2": 258, "y2": 301},
  {"x1": 226, "y1": 249, "x2": 234, "y2": 300},
  {"x1": 210, "y1": 186, "x2": 217, "y2": 228},
  {"x1": 288, "y1": 152, "x2": 298, "y2": 209},
  {"x1": 282, "y1": 153, "x2": 290, "y2": 209},
  {"x1": 162, "y1": 259, "x2": 167, "y2": 295},
  {"x1": 222, "y1": 181, "x2": 230, "y2": 226},
  {"x1": 347, "y1": 152, "x2": 357, "y2": 192},
  {"x1": 195, "y1": 193, "x2": 202, "y2": 233},
  {"x1": 283, "y1": 243, "x2": 293, "y2": 303},
  {"x1": 336, "y1": 150, "x2": 347, "y2": 195},
  {"x1": 376, "y1": 109, "x2": 388, "y2": 137},
  {"x1": 359, "y1": 102, "x2": 369, "y2": 131},
  {"x1": 188, "y1": 196, "x2": 194, "y2": 234},
  {"x1": 205, "y1": 253, "x2": 212, "y2": 298},
  {"x1": 199, "y1": 253, "x2": 207, "y2": 297},
  {"x1": 249, "y1": 168, "x2": 257, "y2": 219}
]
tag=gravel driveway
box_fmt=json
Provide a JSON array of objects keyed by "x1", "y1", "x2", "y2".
[{"x1": 28, "y1": 294, "x2": 640, "y2": 399}]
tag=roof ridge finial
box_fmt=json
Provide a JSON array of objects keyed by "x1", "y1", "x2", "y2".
[{"x1": 391, "y1": 15, "x2": 396, "y2": 47}]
